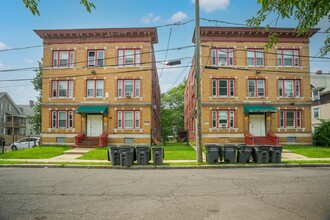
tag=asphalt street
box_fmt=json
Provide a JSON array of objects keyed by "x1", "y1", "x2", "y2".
[{"x1": 0, "y1": 167, "x2": 329, "y2": 220}]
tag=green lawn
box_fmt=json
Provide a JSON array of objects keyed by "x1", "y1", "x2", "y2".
[
  {"x1": 163, "y1": 142, "x2": 196, "y2": 160},
  {"x1": 284, "y1": 146, "x2": 330, "y2": 158},
  {"x1": 78, "y1": 148, "x2": 108, "y2": 160},
  {"x1": 0, "y1": 146, "x2": 72, "y2": 159}
]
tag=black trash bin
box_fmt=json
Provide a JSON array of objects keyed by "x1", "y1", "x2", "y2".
[
  {"x1": 108, "y1": 146, "x2": 120, "y2": 165},
  {"x1": 152, "y1": 146, "x2": 164, "y2": 165},
  {"x1": 204, "y1": 144, "x2": 219, "y2": 164},
  {"x1": 252, "y1": 146, "x2": 270, "y2": 164},
  {"x1": 118, "y1": 146, "x2": 135, "y2": 167},
  {"x1": 223, "y1": 144, "x2": 237, "y2": 163},
  {"x1": 136, "y1": 145, "x2": 151, "y2": 165},
  {"x1": 237, "y1": 144, "x2": 253, "y2": 163},
  {"x1": 269, "y1": 146, "x2": 283, "y2": 163}
]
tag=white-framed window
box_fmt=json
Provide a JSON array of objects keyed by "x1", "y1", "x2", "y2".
[
  {"x1": 278, "y1": 79, "x2": 301, "y2": 97},
  {"x1": 248, "y1": 79, "x2": 265, "y2": 97},
  {"x1": 211, "y1": 48, "x2": 234, "y2": 66},
  {"x1": 312, "y1": 90, "x2": 320, "y2": 100},
  {"x1": 118, "y1": 80, "x2": 140, "y2": 97},
  {"x1": 247, "y1": 49, "x2": 264, "y2": 66},
  {"x1": 51, "y1": 111, "x2": 73, "y2": 128},
  {"x1": 117, "y1": 111, "x2": 140, "y2": 129},
  {"x1": 212, "y1": 79, "x2": 235, "y2": 97},
  {"x1": 88, "y1": 50, "x2": 104, "y2": 67},
  {"x1": 118, "y1": 49, "x2": 140, "y2": 67},
  {"x1": 277, "y1": 49, "x2": 299, "y2": 67},
  {"x1": 7, "y1": 104, "x2": 11, "y2": 111},
  {"x1": 86, "y1": 80, "x2": 104, "y2": 97},
  {"x1": 280, "y1": 110, "x2": 302, "y2": 128},
  {"x1": 0, "y1": 103, "x2": 2, "y2": 110},
  {"x1": 52, "y1": 80, "x2": 73, "y2": 98},
  {"x1": 212, "y1": 110, "x2": 235, "y2": 128},
  {"x1": 313, "y1": 108, "x2": 320, "y2": 119},
  {"x1": 53, "y1": 50, "x2": 74, "y2": 68}
]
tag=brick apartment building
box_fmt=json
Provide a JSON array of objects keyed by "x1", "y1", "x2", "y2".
[
  {"x1": 184, "y1": 27, "x2": 318, "y2": 145},
  {"x1": 35, "y1": 27, "x2": 160, "y2": 146}
]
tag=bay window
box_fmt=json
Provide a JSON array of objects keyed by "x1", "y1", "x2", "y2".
[
  {"x1": 52, "y1": 80, "x2": 73, "y2": 98},
  {"x1": 117, "y1": 111, "x2": 140, "y2": 129},
  {"x1": 212, "y1": 110, "x2": 235, "y2": 128},
  {"x1": 118, "y1": 49, "x2": 140, "y2": 67},
  {"x1": 280, "y1": 110, "x2": 302, "y2": 128},
  {"x1": 53, "y1": 50, "x2": 74, "y2": 68},
  {"x1": 87, "y1": 80, "x2": 104, "y2": 97},
  {"x1": 211, "y1": 48, "x2": 234, "y2": 66},
  {"x1": 212, "y1": 79, "x2": 235, "y2": 97},
  {"x1": 278, "y1": 79, "x2": 300, "y2": 97},
  {"x1": 118, "y1": 79, "x2": 140, "y2": 97},
  {"x1": 277, "y1": 49, "x2": 299, "y2": 66}
]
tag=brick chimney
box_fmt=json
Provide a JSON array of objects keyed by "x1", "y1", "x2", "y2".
[{"x1": 29, "y1": 100, "x2": 34, "y2": 107}]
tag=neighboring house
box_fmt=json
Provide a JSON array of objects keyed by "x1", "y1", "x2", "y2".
[
  {"x1": 310, "y1": 71, "x2": 330, "y2": 131},
  {"x1": 34, "y1": 27, "x2": 160, "y2": 146},
  {"x1": 0, "y1": 92, "x2": 26, "y2": 136},
  {"x1": 184, "y1": 27, "x2": 318, "y2": 145},
  {"x1": 18, "y1": 100, "x2": 38, "y2": 136}
]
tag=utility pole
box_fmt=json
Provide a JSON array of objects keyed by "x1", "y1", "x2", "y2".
[{"x1": 195, "y1": 0, "x2": 203, "y2": 163}]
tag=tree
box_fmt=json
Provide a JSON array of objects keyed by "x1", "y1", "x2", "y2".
[
  {"x1": 160, "y1": 80, "x2": 186, "y2": 138},
  {"x1": 313, "y1": 120, "x2": 330, "y2": 147},
  {"x1": 247, "y1": 0, "x2": 330, "y2": 56},
  {"x1": 29, "y1": 60, "x2": 42, "y2": 134},
  {"x1": 22, "y1": 0, "x2": 96, "y2": 16}
]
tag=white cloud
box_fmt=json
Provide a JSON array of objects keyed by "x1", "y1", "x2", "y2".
[
  {"x1": 0, "y1": 62, "x2": 4, "y2": 69},
  {"x1": 140, "y1": 13, "x2": 161, "y2": 24},
  {"x1": 168, "y1": 11, "x2": 188, "y2": 23},
  {"x1": 192, "y1": 0, "x2": 230, "y2": 13},
  {"x1": 0, "y1": 41, "x2": 9, "y2": 50}
]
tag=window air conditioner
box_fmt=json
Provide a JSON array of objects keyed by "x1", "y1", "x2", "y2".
[
  {"x1": 249, "y1": 92, "x2": 255, "y2": 97},
  {"x1": 220, "y1": 123, "x2": 227, "y2": 128},
  {"x1": 125, "y1": 92, "x2": 132, "y2": 98},
  {"x1": 287, "y1": 93, "x2": 293, "y2": 97}
]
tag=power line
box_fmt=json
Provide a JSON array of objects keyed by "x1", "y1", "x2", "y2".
[
  {"x1": 165, "y1": 62, "x2": 191, "y2": 93},
  {"x1": 0, "y1": 45, "x2": 42, "y2": 52},
  {"x1": 158, "y1": 28, "x2": 173, "y2": 79}
]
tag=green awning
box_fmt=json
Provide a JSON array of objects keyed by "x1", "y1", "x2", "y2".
[
  {"x1": 244, "y1": 105, "x2": 277, "y2": 114},
  {"x1": 76, "y1": 106, "x2": 108, "y2": 114}
]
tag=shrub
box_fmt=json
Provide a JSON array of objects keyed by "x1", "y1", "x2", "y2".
[{"x1": 313, "y1": 120, "x2": 330, "y2": 147}]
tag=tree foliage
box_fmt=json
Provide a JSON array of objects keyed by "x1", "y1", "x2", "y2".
[
  {"x1": 29, "y1": 61, "x2": 42, "y2": 134},
  {"x1": 160, "y1": 80, "x2": 186, "y2": 136},
  {"x1": 22, "y1": 0, "x2": 96, "y2": 16},
  {"x1": 247, "y1": 0, "x2": 330, "y2": 56},
  {"x1": 313, "y1": 120, "x2": 330, "y2": 147}
]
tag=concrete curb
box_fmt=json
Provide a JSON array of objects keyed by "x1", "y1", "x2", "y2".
[{"x1": 1, "y1": 163, "x2": 330, "y2": 169}]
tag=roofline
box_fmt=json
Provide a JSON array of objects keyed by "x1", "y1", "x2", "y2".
[
  {"x1": 34, "y1": 27, "x2": 158, "y2": 44},
  {"x1": 0, "y1": 92, "x2": 23, "y2": 115}
]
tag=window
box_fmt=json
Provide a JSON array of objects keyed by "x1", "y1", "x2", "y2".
[
  {"x1": 211, "y1": 48, "x2": 234, "y2": 66},
  {"x1": 52, "y1": 80, "x2": 73, "y2": 98},
  {"x1": 51, "y1": 111, "x2": 73, "y2": 128},
  {"x1": 247, "y1": 49, "x2": 264, "y2": 66},
  {"x1": 278, "y1": 80, "x2": 300, "y2": 97},
  {"x1": 312, "y1": 90, "x2": 320, "y2": 100},
  {"x1": 211, "y1": 110, "x2": 235, "y2": 128},
  {"x1": 0, "y1": 103, "x2": 2, "y2": 110},
  {"x1": 118, "y1": 49, "x2": 140, "y2": 67},
  {"x1": 117, "y1": 111, "x2": 140, "y2": 128},
  {"x1": 53, "y1": 50, "x2": 74, "y2": 68},
  {"x1": 118, "y1": 80, "x2": 140, "y2": 97},
  {"x1": 280, "y1": 110, "x2": 302, "y2": 128},
  {"x1": 86, "y1": 80, "x2": 104, "y2": 97},
  {"x1": 313, "y1": 108, "x2": 320, "y2": 119},
  {"x1": 88, "y1": 50, "x2": 104, "y2": 67},
  {"x1": 277, "y1": 49, "x2": 299, "y2": 67},
  {"x1": 7, "y1": 105, "x2": 11, "y2": 111},
  {"x1": 212, "y1": 79, "x2": 235, "y2": 97},
  {"x1": 248, "y1": 79, "x2": 265, "y2": 97}
]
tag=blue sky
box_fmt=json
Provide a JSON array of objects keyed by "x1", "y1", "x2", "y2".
[{"x1": 0, "y1": 0, "x2": 329, "y2": 104}]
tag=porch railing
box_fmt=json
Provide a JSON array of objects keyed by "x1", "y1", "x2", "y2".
[
  {"x1": 74, "y1": 133, "x2": 85, "y2": 147},
  {"x1": 244, "y1": 132, "x2": 254, "y2": 145},
  {"x1": 267, "y1": 133, "x2": 279, "y2": 145},
  {"x1": 99, "y1": 133, "x2": 108, "y2": 147}
]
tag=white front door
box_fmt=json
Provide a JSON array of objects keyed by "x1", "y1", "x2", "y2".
[
  {"x1": 87, "y1": 115, "x2": 103, "y2": 137},
  {"x1": 249, "y1": 114, "x2": 266, "y2": 136}
]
